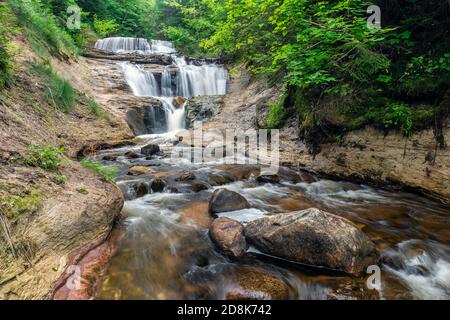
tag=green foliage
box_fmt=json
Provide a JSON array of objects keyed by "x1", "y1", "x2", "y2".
[
  {"x1": 8, "y1": 0, "x2": 79, "y2": 58},
  {"x1": 52, "y1": 174, "x2": 68, "y2": 184},
  {"x1": 0, "y1": 4, "x2": 13, "y2": 90},
  {"x1": 22, "y1": 144, "x2": 65, "y2": 171},
  {"x1": 76, "y1": 0, "x2": 157, "y2": 38},
  {"x1": 0, "y1": 189, "x2": 41, "y2": 220},
  {"x1": 85, "y1": 97, "x2": 108, "y2": 119},
  {"x1": 265, "y1": 102, "x2": 285, "y2": 129},
  {"x1": 154, "y1": 0, "x2": 227, "y2": 56},
  {"x1": 29, "y1": 62, "x2": 76, "y2": 112},
  {"x1": 80, "y1": 159, "x2": 119, "y2": 182},
  {"x1": 93, "y1": 14, "x2": 119, "y2": 37},
  {"x1": 366, "y1": 102, "x2": 413, "y2": 136}
]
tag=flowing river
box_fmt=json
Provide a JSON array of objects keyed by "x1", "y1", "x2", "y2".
[{"x1": 91, "y1": 37, "x2": 450, "y2": 300}]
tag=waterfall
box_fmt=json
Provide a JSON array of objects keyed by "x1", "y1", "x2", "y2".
[
  {"x1": 107, "y1": 37, "x2": 227, "y2": 133},
  {"x1": 122, "y1": 62, "x2": 160, "y2": 97},
  {"x1": 175, "y1": 57, "x2": 227, "y2": 97},
  {"x1": 161, "y1": 68, "x2": 173, "y2": 97},
  {"x1": 160, "y1": 97, "x2": 186, "y2": 132},
  {"x1": 95, "y1": 37, "x2": 175, "y2": 54}
]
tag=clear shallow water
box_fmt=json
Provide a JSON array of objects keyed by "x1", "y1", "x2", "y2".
[{"x1": 95, "y1": 134, "x2": 450, "y2": 300}]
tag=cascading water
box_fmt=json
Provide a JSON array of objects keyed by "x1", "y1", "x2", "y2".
[
  {"x1": 91, "y1": 37, "x2": 450, "y2": 301},
  {"x1": 94, "y1": 37, "x2": 176, "y2": 54},
  {"x1": 107, "y1": 37, "x2": 228, "y2": 133},
  {"x1": 161, "y1": 68, "x2": 173, "y2": 97},
  {"x1": 122, "y1": 62, "x2": 160, "y2": 97}
]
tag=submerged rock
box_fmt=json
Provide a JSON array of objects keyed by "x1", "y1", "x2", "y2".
[
  {"x1": 256, "y1": 174, "x2": 280, "y2": 184},
  {"x1": 208, "y1": 173, "x2": 235, "y2": 186},
  {"x1": 124, "y1": 150, "x2": 140, "y2": 159},
  {"x1": 226, "y1": 267, "x2": 289, "y2": 300},
  {"x1": 102, "y1": 154, "x2": 118, "y2": 161},
  {"x1": 191, "y1": 183, "x2": 209, "y2": 192},
  {"x1": 175, "y1": 171, "x2": 196, "y2": 181},
  {"x1": 141, "y1": 144, "x2": 160, "y2": 157},
  {"x1": 208, "y1": 188, "x2": 250, "y2": 215},
  {"x1": 209, "y1": 217, "x2": 247, "y2": 258},
  {"x1": 150, "y1": 178, "x2": 166, "y2": 192},
  {"x1": 244, "y1": 208, "x2": 379, "y2": 276}
]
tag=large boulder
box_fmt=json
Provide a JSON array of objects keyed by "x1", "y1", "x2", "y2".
[
  {"x1": 208, "y1": 188, "x2": 250, "y2": 215},
  {"x1": 141, "y1": 144, "x2": 160, "y2": 157},
  {"x1": 244, "y1": 208, "x2": 379, "y2": 276},
  {"x1": 209, "y1": 217, "x2": 247, "y2": 258}
]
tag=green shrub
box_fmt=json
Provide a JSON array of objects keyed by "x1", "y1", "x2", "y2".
[
  {"x1": 80, "y1": 159, "x2": 118, "y2": 182},
  {"x1": 0, "y1": 189, "x2": 41, "y2": 220},
  {"x1": 8, "y1": 0, "x2": 78, "y2": 58},
  {"x1": 29, "y1": 62, "x2": 76, "y2": 112},
  {"x1": 86, "y1": 97, "x2": 109, "y2": 120},
  {"x1": 0, "y1": 4, "x2": 13, "y2": 90},
  {"x1": 265, "y1": 102, "x2": 285, "y2": 129},
  {"x1": 366, "y1": 102, "x2": 413, "y2": 136},
  {"x1": 52, "y1": 174, "x2": 68, "y2": 184},
  {"x1": 93, "y1": 14, "x2": 119, "y2": 37},
  {"x1": 22, "y1": 144, "x2": 65, "y2": 171}
]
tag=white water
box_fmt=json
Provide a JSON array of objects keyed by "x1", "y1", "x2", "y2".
[
  {"x1": 110, "y1": 37, "x2": 227, "y2": 133},
  {"x1": 122, "y1": 62, "x2": 160, "y2": 96},
  {"x1": 95, "y1": 37, "x2": 175, "y2": 54}
]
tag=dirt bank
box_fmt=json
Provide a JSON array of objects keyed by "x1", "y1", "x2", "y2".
[{"x1": 0, "y1": 35, "x2": 130, "y2": 299}]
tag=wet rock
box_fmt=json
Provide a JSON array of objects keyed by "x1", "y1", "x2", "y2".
[
  {"x1": 327, "y1": 278, "x2": 380, "y2": 300},
  {"x1": 150, "y1": 178, "x2": 166, "y2": 192},
  {"x1": 134, "y1": 182, "x2": 148, "y2": 198},
  {"x1": 191, "y1": 183, "x2": 209, "y2": 192},
  {"x1": 226, "y1": 267, "x2": 288, "y2": 300},
  {"x1": 209, "y1": 217, "x2": 247, "y2": 258},
  {"x1": 102, "y1": 155, "x2": 118, "y2": 161},
  {"x1": 76, "y1": 140, "x2": 136, "y2": 160},
  {"x1": 245, "y1": 208, "x2": 379, "y2": 276},
  {"x1": 217, "y1": 165, "x2": 261, "y2": 181},
  {"x1": 208, "y1": 174, "x2": 235, "y2": 186},
  {"x1": 128, "y1": 166, "x2": 156, "y2": 176},
  {"x1": 141, "y1": 144, "x2": 160, "y2": 157},
  {"x1": 168, "y1": 187, "x2": 179, "y2": 193},
  {"x1": 174, "y1": 96, "x2": 186, "y2": 107},
  {"x1": 277, "y1": 167, "x2": 304, "y2": 183},
  {"x1": 185, "y1": 96, "x2": 224, "y2": 126},
  {"x1": 84, "y1": 49, "x2": 174, "y2": 65},
  {"x1": 256, "y1": 174, "x2": 280, "y2": 184},
  {"x1": 208, "y1": 188, "x2": 250, "y2": 215},
  {"x1": 175, "y1": 171, "x2": 196, "y2": 181},
  {"x1": 124, "y1": 150, "x2": 140, "y2": 159}
]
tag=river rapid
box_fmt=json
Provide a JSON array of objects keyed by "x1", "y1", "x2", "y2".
[{"x1": 90, "y1": 37, "x2": 450, "y2": 300}]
